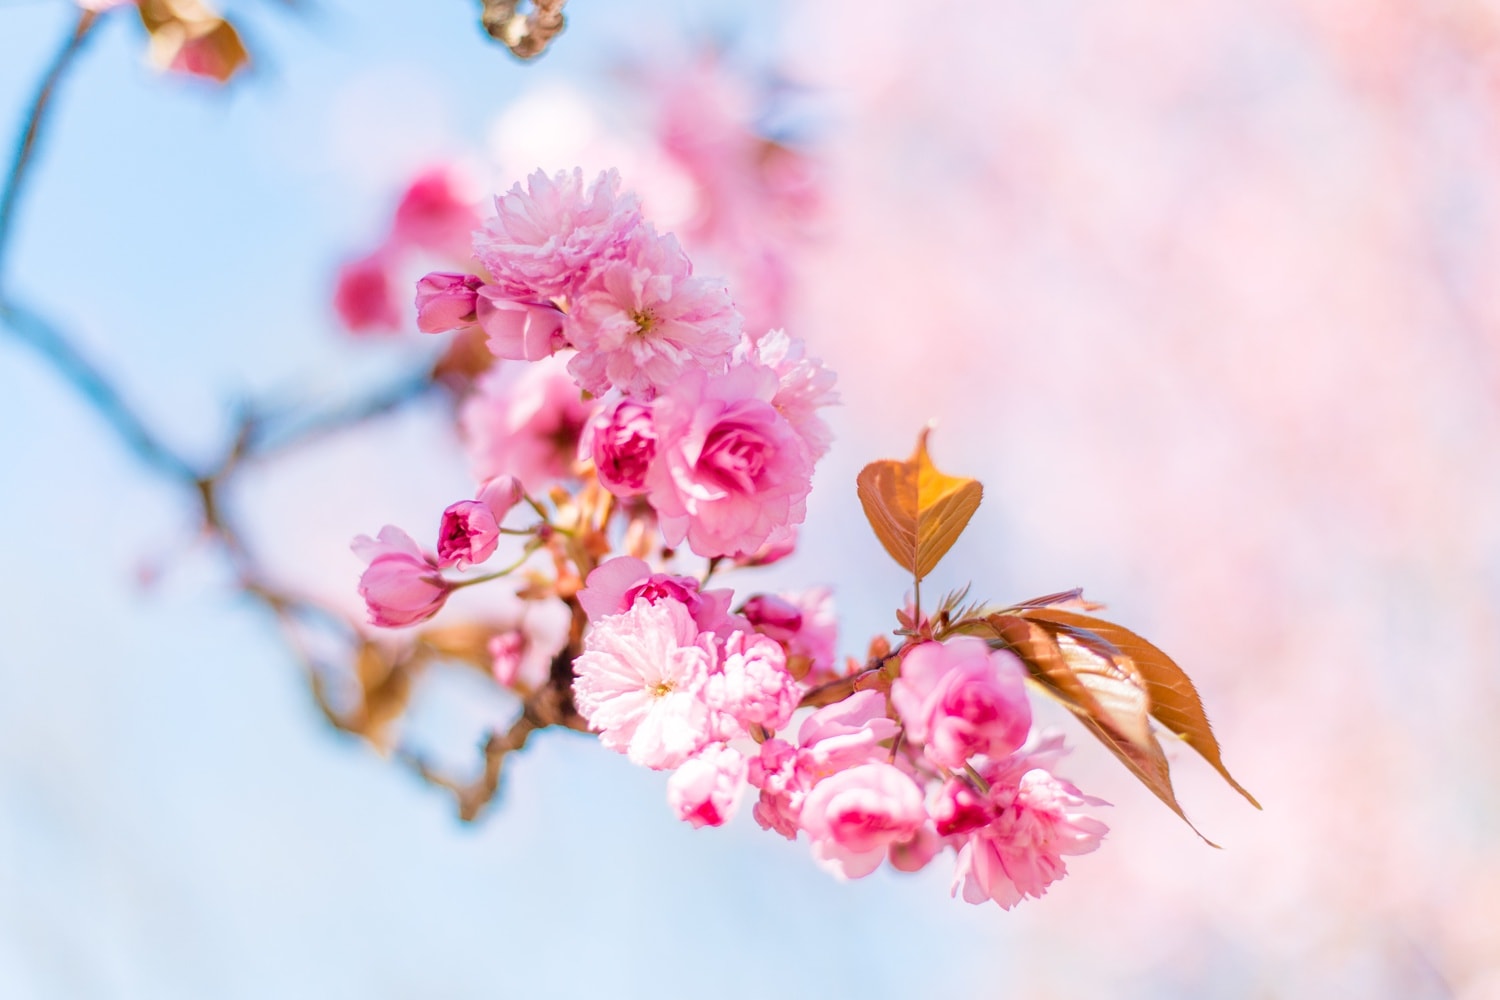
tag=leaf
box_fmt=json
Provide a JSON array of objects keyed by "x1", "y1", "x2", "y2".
[
  {"x1": 856, "y1": 427, "x2": 983, "y2": 581},
  {"x1": 986, "y1": 612, "x2": 1220, "y2": 845},
  {"x1": 138, "y1": 0, "x2": 250, "y2": 83},
  {"x1": 1017, "y1": 608, "x2": 1260, "y2": 809}
]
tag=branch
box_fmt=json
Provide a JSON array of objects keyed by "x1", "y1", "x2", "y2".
[{"x1": 0, "y1": 9, "x2": 97, "y2": 285}]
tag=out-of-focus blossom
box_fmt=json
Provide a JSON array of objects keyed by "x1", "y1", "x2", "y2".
[
  {"x1": 351, "y1": 526, "x2": 450, "y2": 628},
  {"x1": 392, "y1": 168, "x2": 478, "y2": 256},
  {"x1": 667, "y1": 743, "x2": 746, "y2": 828},
  {"x1": 474, "y1": 167, "x2": 642, "y2": 300},
  {"x1": 489, "y1": 597, "x2": 572, "y2": 691},
  {"x1": 333, "y1": 253, "x2": 401, "y2": 333},
  {"x1": 461, "y1": 355, "x2": 593, "y2": 491},
  {"x1": 891, "y1": 638, "x2": 1031, "y2": 771},
  {"x1": 572, "y1": 597, "x2": 719, "y2": 769}
]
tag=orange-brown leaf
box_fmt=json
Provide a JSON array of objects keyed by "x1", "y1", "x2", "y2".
[
  {"x1": 856, "y1": 427, "x2": 982, "y2": 581},
  {"x1": 986, "y1": 612, "x2": 1217, "y2": 844},
  {"x1": 1017, "y1": 608, "x2": 1259, "y2": 809}
]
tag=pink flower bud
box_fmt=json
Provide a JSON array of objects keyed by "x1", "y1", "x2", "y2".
[
  {"x1": 476, "y1": 474, "x2": 524, "y2": 520},
  {"x1": 436, "y1": 476, "x2": 522, "y2": 569},
  {"x1": 476, "y1": 288, "x2": 567, "y2": 361},
  {"x1": 415, "y1": 272, "x2": 483, "y2": 334},
  {"x1": 436, "y1": 500, "x2": 499, "y2": 569},
  {"x1": 351, "y1": 526, "x2": 450, "y2": 628},
  {"x1": 742, "y1": 594, "x2": 803, "y2": 644}
]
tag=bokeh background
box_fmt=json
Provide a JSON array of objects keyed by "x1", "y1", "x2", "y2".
[{"x1": 3, "y1": 0, "x2": 1499, "y2": 996}]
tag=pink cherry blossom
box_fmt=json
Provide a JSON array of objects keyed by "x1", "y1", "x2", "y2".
[
  {"x1": 700, "y1": 629, "x2": 799, "y2": 734},
  {"x1": 436, "y1": 500, "x2": 499, "y2": 569},
  {"x1": 799, "y1": 762, "x2": 928, "y2": 879},
  {"x1": 667, "y1": 743, "x2": 747, "y2": 829},
  {"x1": 415, "y1": 272, "x2": 483, "y2": 334},
  {"x1": 565, "y1": 227, "x2": 741, "y2": 397},
  {"x1": 461, "y1": 356, "x2": 594, "y2": 491},
  {"x1": 748, "y1": 690, "x2": 897, "y2": 839},
  {"x1": 795, "y1": 689, "x2": 899, "y2": 775},
  {"x1": 391, "y1": 167, "x2": 477, "y2": 256},
  {"x1": 747, "y1": 738, "x2": 802, "y2": 839},
  {"x1": 742, "y1": 329, "x2": 840, "y2": 461},
  {"x1": 435, "y1": 475, "x2": 519, "y2": 570},
  {"x1": 585, "y1": 397, "x2": 658, "y2": 496},
  {"x1": 475, "y1": 288, "x2": 568, "y2": 362},
  {"x1": 891, "y1": 638, "x2": 1032, "y2": 771},
  {"x1": 334, "y1": 252, "x2": 401, "y2": 333},
  {"x1": 572, "y1": 598, "x2": 719, "y2": 769},
  {"x1": 950, "y1": 763, "x2": 1109, "y2": 909},
  {"x1": 473, "y1": 168, "x2": 641, "y2": 300},
  {"x1": 351, "y1": 526, "x2": 450, "y2": 628},
  {"x1": 576, "y1": 557, "x2": 741, "y2": 637},
  {"x1": 646, "y1": 364, "x2": 814, "y2": 558}
]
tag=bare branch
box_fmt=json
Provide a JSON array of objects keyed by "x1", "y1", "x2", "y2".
[{"x1": 0, "y1": 9, "x2": 97, "y2": 283}]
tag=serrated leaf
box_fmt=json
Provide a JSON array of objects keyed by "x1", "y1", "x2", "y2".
[
  {"x1": 1017, "y1": 608, "x2": 1259, "y2": 809},
  {"x1": 986, "y1": 612, "x2": 1218, "y2": 845},
  {"x1": 856, "y1": 427, "x2": 983, "y2": 582}
]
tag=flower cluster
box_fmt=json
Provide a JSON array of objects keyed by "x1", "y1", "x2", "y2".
[
  {"x1": 423, "y1": 167, "x2": 835, "y2": 559},
  {"x1": 350, "y1": 169, "x2": 1105, "y2": 909}
]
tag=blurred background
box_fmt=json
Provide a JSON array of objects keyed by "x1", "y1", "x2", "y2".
[{"x1": 3, "y1": 0, "x2": 1499, "y2": 996}]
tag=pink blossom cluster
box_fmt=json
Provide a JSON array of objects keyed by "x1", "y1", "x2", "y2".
[
  {"x1": 348, "y1": 168, "x2": 1102, "y2": 909},
  {"x1": 426, "y1": 167, "x2": 837, "y2": 559},
  {"x1": 576, "y1": 580, "x2": 1106, "y2": 906}
]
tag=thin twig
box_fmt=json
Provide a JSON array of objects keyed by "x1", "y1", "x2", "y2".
[{"x1": 0, "y1": 9, "x2": 97, "y2": 284}]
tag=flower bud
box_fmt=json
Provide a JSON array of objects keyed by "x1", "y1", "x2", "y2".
[
  {"x1": 741, "y1": 594, "x2": 803, "y2": 644},
  {"x1": 415, "y1": 272, "x2": 483, "y2": 333},
  {"x1": 476, "y1": 288, "x2": 567, "y2": 360},
  {"x1": 436, "y1": 500, "x2": 499, "y2": 569},
  {"x1": 351, "y1": 526, "x2": 450, "y2": 628}
]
